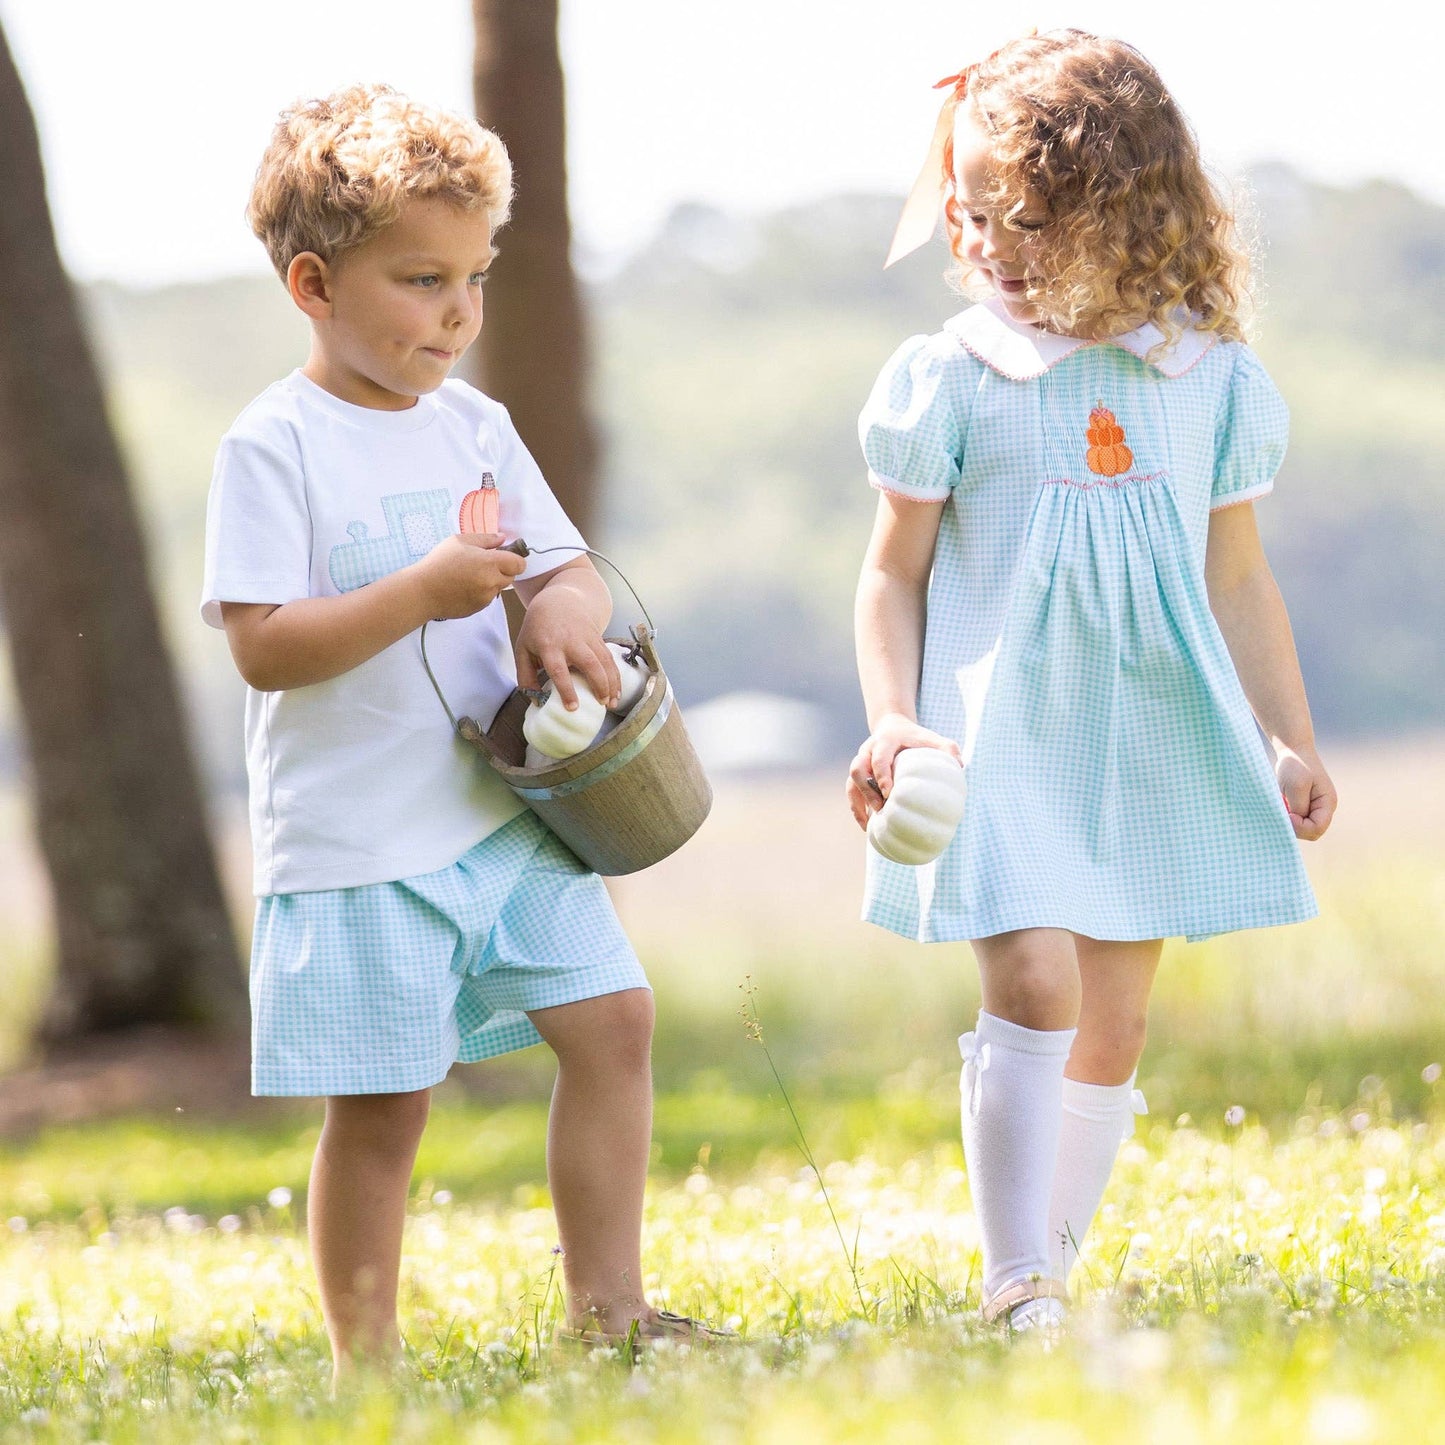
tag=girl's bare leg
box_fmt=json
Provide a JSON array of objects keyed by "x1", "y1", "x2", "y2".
[
  {"x1": 973, "y1": 926, "x2": 1080, "y2": 1029},
  {"x1": 308, "y1": 1088, "x2": 431, "y2": 1379},
  {"x1": 1069, "y1": 935, "x2": 1163, "y2": 1083},
  {"x1": 527, "y1": 988, "x2": 656, "y2": 1332}
]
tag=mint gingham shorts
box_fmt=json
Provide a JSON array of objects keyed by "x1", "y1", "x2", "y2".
[{"x1": 249, "y1": 812, "x2": 649, "y2": 1096}]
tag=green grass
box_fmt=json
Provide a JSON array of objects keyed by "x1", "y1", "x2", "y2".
[{"x1": 0, "y1": 1115, "x2": 1441, "y2": 1441}]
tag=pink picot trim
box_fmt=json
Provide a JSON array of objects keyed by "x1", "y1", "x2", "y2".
[
  {"x1": 952, "y1": 332, "x2": 1080, "y2": 382},
  {"x1": 1040, "y1": 471, "x2": 1165, "y2": 491},
  {"x1": 1148, "y1": 341, "x2": 1215, "y2": 379},
  {"x1": 869, "y1": 474, "x2": 949, "y2": 502},
  {"x1": 1208, "y1": 481, "x2": 1273, "y2": 513}
]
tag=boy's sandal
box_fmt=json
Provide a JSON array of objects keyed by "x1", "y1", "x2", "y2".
[
  {"x1": 981, "y1": 1277, "x2": 1069, "y2": 1325},
  {"x1": 556, "y1": 1310, "x2": 736, "y2": 1356}
]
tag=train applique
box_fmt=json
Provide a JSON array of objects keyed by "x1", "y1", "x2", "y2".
[{"x1": 328, "y1": 489, "x2": 453, "y2": 593}]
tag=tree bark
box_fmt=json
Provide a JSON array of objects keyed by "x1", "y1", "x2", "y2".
[
  {"x1": 0, "y1": 24, "x2": 246, "y2": 1044},
  {"x1": 472, "y1": 0, "x2": 599, "y2": 536}
]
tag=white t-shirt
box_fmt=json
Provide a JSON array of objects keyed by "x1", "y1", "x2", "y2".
[{"x1": 202, "y1": 371, "x2": 586, "y2": 896}]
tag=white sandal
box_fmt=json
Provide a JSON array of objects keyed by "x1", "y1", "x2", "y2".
[{"x1": 981, "y1": 1276, "x2": 1069, "y2": 1329}]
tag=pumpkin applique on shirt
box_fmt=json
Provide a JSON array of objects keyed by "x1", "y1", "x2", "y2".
[
  {"x1": 1085, "y1": 404, "x2": 1134, "y2": 478},
  {"x1": 458, "y1": 472, "x2": 500, "y2": 535}
]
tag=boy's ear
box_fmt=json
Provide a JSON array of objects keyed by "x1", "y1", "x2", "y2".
[{"x1": 287, "y1": 252, "x2": 333, "y2": 318}]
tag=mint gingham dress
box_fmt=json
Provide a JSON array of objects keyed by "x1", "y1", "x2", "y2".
[{"x1": 859, "y1": 299, "x2": 1317, "y2": 944}]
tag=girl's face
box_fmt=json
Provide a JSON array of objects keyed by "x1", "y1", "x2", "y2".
[{"x1": 952, "y1": 108, "x2": 1051, "y2": 328}]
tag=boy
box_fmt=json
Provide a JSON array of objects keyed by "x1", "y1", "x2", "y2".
[{"x1": 203, "y1": 83, "x2": 712, "y2": 1378}]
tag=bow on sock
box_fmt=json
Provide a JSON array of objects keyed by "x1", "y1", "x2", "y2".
[
  {"x1": 959, "y1": 1031, "x2": 993, "y2": 1118},
  {"x1": 1127, "y1": 1087, "x2": 1149, "y2": 1138}
]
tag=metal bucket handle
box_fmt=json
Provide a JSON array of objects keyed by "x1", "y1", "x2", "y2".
[{"x1": 420, "y1": 540, "x2": 659, "y2": 731}]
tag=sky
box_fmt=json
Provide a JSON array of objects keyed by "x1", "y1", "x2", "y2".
[{"x1": 3, "y1": 0, "x2": 1439, "y2": 287}]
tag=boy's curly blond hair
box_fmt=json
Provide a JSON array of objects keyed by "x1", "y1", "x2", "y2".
[
  {"x1": 248, "y1": 83, "x2": 513, "y2": 279},
  {"x1": 942, "y1": 31, "x2": 1250, "y2": 345}
]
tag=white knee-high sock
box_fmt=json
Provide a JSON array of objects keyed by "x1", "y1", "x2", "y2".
[
  {"x1": 1046, "y1": 1074, "x2": 1148, "y2": 1284},
  {"x1": 960, "y1": 1010, "x2": 1077, "y2": 1300}
]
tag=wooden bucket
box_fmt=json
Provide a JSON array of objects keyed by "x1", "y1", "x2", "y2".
[{"x1": 447, "y1": 622, "x2": 712, "y2": 876}]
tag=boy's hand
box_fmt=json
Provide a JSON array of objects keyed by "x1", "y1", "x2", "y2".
[
  {"x1": 846, "y1": 715, "x2": 962, "y2": 829},
  {"x1": 414, "y1": 532, "x2": 526, "y2": 619},
  {"x1": 1276, "y1": 744, "x2": 1337, "y2": 841},
  {"x1": 515, "y1": 583, "x2": 621, "y2": 711}
]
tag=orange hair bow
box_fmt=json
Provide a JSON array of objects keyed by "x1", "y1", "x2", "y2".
[
  {"x1": 884, "y1": 69, "x2": 975, "y2": 269},
  {"x1": 884, "y1": 36, "x2": 1033, "y2": 269}
]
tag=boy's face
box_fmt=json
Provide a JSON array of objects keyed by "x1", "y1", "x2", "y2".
[{"x1": 304, "y1": 196, "x2": 494, "y2": 410}]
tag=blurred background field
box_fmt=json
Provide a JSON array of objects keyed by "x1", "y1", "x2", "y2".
[{"x1": 1, "y1": 735, "x2": 1442, "y2": 1221}]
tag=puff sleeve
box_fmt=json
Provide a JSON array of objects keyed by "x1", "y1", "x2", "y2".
[
  {"x1": 859, "y1": 333, "x2": 967, "y2": 500},
  {"x1": 1211, "y1": 346, "x2": 1289, "y2": 511}
]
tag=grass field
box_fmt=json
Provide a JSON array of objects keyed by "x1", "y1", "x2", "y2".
[
  {"x1": 0, "y1": 1114, "x2": 1442, "y2": 1441},
  {"x1": 0, "y1": 742, "x2": 1442, "y2": 1439}
]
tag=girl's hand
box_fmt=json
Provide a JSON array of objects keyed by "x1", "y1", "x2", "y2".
[
  {"x1": 846, "y1": 715, "x2": 962, "y2": 829},
  {"x1": 1276, "y1": 745, "x2": 1337, "y2": 841},
  {"x1": 414, "y1": 532, "x2": 526, "y2": 619},
  {"x1": 515, "y1": 583, "x2": 620, "y2": 711}
]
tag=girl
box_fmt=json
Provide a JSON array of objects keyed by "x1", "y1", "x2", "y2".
[{"x1": 847, "y1": 30, "x2": 1335, "y2": 1331}]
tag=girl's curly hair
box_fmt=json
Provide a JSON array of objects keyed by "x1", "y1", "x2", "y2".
[
  {"x1": 248, "y1": 83, "x2": 513, "y2": 280},
  {"x1": 941, "y1": 30, "x2": 1250, "y2": 345}
]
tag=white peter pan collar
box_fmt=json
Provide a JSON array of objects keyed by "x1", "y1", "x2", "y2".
[{"x1": 943, "y1": 298, "x2": 1217, "y2": 380}]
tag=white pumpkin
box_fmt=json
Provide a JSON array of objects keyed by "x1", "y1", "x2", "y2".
[
  {"x1": 607, "y1": 642, "x2": 651, "y2": 715},
  {"x1": 522, "y1": 674, "x2": 610, "y2": 760},
  {"x1": 524, "y1": 714, "x2": 619, "y2": 771},
  {"x1": 866, "y1": 747, "x2": 967, "y2": 866}
]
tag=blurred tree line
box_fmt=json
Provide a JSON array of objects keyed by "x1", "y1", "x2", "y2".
[{"x1": 67, "y1": 166, "x2": 1445, "y2": 785}]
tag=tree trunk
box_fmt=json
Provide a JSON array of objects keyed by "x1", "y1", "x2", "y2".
[
  {"x1": 0, "y1": 24, "x2": 246, "y2": 1045},
  {"x1": 472, "y1": 0, "x2": 599, "y2": 536}
]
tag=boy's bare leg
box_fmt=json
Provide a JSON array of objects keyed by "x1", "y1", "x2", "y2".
[
  {"x1": 308, "y1": 1088, "x2": 432, "y2": 1378},
  {"x1": 527, "y1": 988, "x2": 656, "y2": 1332}
]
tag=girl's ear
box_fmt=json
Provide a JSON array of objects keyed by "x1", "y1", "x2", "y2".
[{"x1": 287, "y1": 252, "x2": 333, "y2": 319}]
